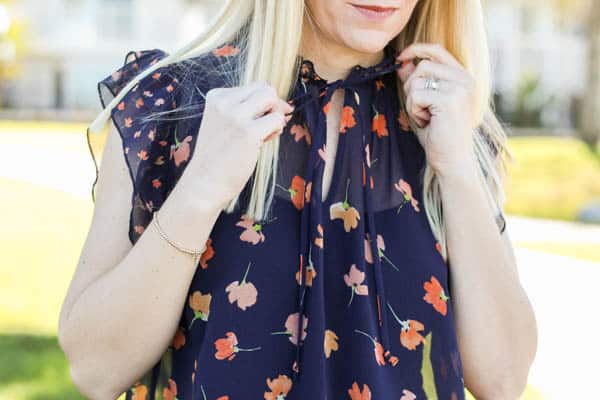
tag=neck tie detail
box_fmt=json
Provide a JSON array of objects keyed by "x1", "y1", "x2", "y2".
[{"x1": 289, "y1": 44, "x2": 403, "y2": 381}]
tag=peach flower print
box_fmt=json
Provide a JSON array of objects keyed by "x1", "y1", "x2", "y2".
[
  {"x1": 394, "y1": 178, "x2": 420, "y2": 213},
  {"x1": 170, "y1": 132, "x2": 193, "y2": 167},
  {"x1": 344, "y1": 264, "x2": 369, "y2": 306},
  {"x1": 400, "y1": 389, "x2": 417, "y2": 400},
  {"x1": 364, "y1": 232, "x2": 399, "y2": 271},
  {"x1": 226, "y1": 261, "x2": 258, "y2": 311},
  {"x1": 271, "y1": 312, "x2": 308, "y2": 346},
  {"x1": 348, "y1": 382, "x2": 371, "y2": 400},
  {"x1": 264, "y1": 374, "x2": 293, "y2": 400},
  {"x1": 324, "y1": 329, "x2": 339, "y2": 359},
  {"x1": 188, "y1": 290, "x2": 211, "y2": 329},
  {"x1": 330, "y1": 178, "x2": 361, "y2": 232},
  {"x1": 236, "y1": 214, "x2": 266, "y2": 245},
  {"x1": 387, "y1": 302, "x2": 427, "y2": 350},
  {"x1": 214, "y1": 331, "x2": 261, "y2": 361}
]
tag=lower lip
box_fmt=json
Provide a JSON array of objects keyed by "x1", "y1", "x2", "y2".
[{"x1": 350, "y1": 4, "x2": 397, "y2": 21}]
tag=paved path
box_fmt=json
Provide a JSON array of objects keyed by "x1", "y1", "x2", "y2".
[{"x1": 2, "y1": 130, "x2": 599, "y2": 399}]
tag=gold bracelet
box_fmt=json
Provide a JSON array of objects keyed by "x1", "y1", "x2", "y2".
[{"x1": 151, "y1": 211, "x2": 206, "y2": 265}]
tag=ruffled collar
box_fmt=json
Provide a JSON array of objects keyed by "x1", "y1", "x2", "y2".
[{"x1": 296, "y1": 42, "x2": 399, "y2": 89}]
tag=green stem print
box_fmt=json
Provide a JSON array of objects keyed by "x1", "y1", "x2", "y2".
[
  {"x1": 275, "y1": 183, "x2": 296, "y2": 198},
  {"x1": 386, "y1": 302, "x2": 409, "y2": 330},
  {"x1": 188, "y1": 310, "x2": 208, "y2": 330},
  {"x1": 354, "y1": 328, "x2": 377, "y2": 345},
  {"x1": 378, "y1": 247, "x2": 400, "y2": 271},
  {"x1": 396, "y1": 194, "x2": 411, "y2": 214},
  {"x1": 240, "y1": 261, "x2": 252, "y2": 285}
]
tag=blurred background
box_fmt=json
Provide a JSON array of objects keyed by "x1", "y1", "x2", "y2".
[{"x1": 0, "y1": 0, "x2": 598, "y2": 399}]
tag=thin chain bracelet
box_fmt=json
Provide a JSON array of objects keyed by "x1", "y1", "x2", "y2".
[{"x1": 151, "y1": 210, "x2": 206, "y2": 265}]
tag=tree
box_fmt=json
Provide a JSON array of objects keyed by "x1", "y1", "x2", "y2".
[{"x1": 580, "y1": 2, "x2": 600, "y2": 149}]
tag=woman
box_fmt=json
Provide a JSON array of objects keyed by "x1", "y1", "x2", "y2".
[{"x1": 58, "y1": 1, "x2": 537, "y2": 399}]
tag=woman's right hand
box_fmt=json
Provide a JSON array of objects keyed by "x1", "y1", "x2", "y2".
[{"x1": 182, "y1": 80, "x2": 294, "y2": 208}]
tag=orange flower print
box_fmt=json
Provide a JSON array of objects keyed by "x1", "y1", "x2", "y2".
[
  {"x1": 163, "y1": 378, "x2": 177, "y2": 400},
  {"x1": 339, "y1": 106, "x2": 357, "y2": 133},
  {"x1": 330, "y1": 178, "x2": 361, "y2": 232},
  {"x1": 387, "y1": 302, "x2": 427, "y2": 350},
  {"x1": 375, "y1": 79, "x2": 385, "y2": 91},
  {"x1": 348, "y1": 382, "x2": 371, "y2": 400},
  {"x1": 170, "y1": 132, "x2": 193, "y2": 167},
  {"x1": 171, "y1": 326, "x2": 186, "y2": 350},
  {"x1": 423, "y1": 275, "x2": 449, "y2": 316},
  {"x1": 400, "y1": 389, "x2": 417, "y2": 400},
  {"x1": 135, "y1": 97, "x2": 144, "y2": 109},
  {"x1": 152, "y1": 178, "x2": 162, "y2": 189},
  {"x1": 212, "y1": 43, "x2": 240, "y2": 57},
  {"x1": 364, "y1": 233, "x2": 399, "y2": 271},
  {"x1": 354, "y1": 329, "x2": 386, "y2": 366},
  {"x1": 324, "y1": 329, "x2": 339, "y2": 358},
  {"x1": 296, "y1": 245, "x2": 317, "y2": 287},
  {"x1": 117, "y1": 101, "x2": 125, "y2": 111},
  {"x1": 398, "y1": 109, "x2": 410, "y2": 131},
  {"x1": 276, "y1": 175, "x2": 305, "y2": 210},
  {"x1": 344, "y1": 264, "x2": 369, "y2": 306},
  {"x1": 188, "y1": 290, "x2": 211, "y2": 329},
  {"x1": 271, "y1": 312, "x2": 308, "y2": 346},
  {"x1": 394, "y1": 178, "x2": 420, "y2": 213},
  {"x1": 372, "y1": 107, "x2": 389, "y2": 138},
  {"x1": 214, "y1": 331, "x2": 261, "y2": 361},
  {"x1": 323, "y1": 101, "x2": 331, "y2": 115},
  {"x1": 225, "y1": 261, "x2": 258, "y2": 310},
  {"x1": 125, "y1": 117, "x2": 133, "y2": 128},
  {"x1": 132, "y1": 382, "x2": 148, "y2": 400},
  {"x1": 236, "y1": 214, "x2": 266, "y2": 244},
  {"x1": 199, "y1": 238, "x2": 214, "y2": 269},
  {"x1": 290, "y1": 123, "x2": 311, "y2": 145},
  {"x1": 264, "y1": 374, "x2": 292, "y2": 400}
]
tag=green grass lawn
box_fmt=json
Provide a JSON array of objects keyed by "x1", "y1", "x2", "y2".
[
  {"x1": 5, "y1": 122, "x2": 599, "y2": 399},
  {"x1": 504, "y1": 136, "x2": 600, "y2": 221}
]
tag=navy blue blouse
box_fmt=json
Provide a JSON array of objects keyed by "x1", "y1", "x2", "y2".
[{"x1": 89, "y1": 40, "x2": 475, "y2": 400}]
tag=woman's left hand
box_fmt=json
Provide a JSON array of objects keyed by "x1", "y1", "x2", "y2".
[{"x1": 396, "y1": 43, "x2": 478, "y2": 177}]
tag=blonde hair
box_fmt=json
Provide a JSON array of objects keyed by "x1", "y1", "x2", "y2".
[{"x1": 88, "y1": 0, "x2": 512, "y2": 262}]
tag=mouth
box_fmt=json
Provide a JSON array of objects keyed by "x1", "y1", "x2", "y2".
[{"x1": 349, "y1": 3, "x2": 398, "y2": 20}]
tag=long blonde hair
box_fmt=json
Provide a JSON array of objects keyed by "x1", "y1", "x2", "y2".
[{"x1": 88, "y1": 0, "x2": 512, "y2": 262}]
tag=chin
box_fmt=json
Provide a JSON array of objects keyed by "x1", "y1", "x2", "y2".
[{"x1": 342, "y1": 32, "x2": 396, "y2": 55}]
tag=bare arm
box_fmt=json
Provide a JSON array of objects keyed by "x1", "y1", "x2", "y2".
[
  {"x1": 439, "y1": 164, "x2": 537, "y2": 400},
  {"x1": 58, "y1": 122, "x2": 224, "y2": 399},
  {"x1": 58, "y1": 81, "x2": 293, "y2": 399}
]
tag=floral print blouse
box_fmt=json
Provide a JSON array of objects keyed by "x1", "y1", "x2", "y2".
[{"x1": 87, "y1": 39, "x2": 496, "y2": 400}]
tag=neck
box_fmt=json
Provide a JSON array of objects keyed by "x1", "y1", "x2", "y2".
[{"x1": 299, "y1": 22, "x2": 386, "y2": 82}]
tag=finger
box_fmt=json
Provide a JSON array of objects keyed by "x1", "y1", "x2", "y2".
[
  {"x1": 238, "y1": 87, "x2": 293, "y2": 120},
  {"x1": 219, "y1": 80, "x2": 270, "y2": 105},
  {"x1": 405, "y1": 77, "x2": 449, "y2": 95},
  {"x1": 397, "y1": 59, "x2": 416, "y2": 82},
  {"x1": 397, "y1": 43, "x2": 462, "y2": 69},
  {"x1": 250, "y1": 111, "x2": 287, "y2": 144},
  {"x1": 415, "y1": 108, "x2": 431, "y2": 121},
  {"x1": 403, "y1": 60, "x2": 466, "y2": 93}
]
